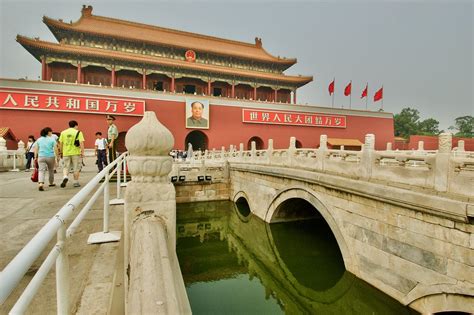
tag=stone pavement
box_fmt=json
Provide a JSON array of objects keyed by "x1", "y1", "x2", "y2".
[{"x1": 0, "y1": 157, "x2": 124, "y2": 314}]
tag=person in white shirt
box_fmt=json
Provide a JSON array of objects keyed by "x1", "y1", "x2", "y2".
[
  {"x1": 94, "y1": 131, "x2": 108, "y2": 172},
  {"x1": 25, "y1": 135, "x2": 36, "y2": 171}
]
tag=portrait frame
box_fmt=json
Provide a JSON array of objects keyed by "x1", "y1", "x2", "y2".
[{"x1": 185, "y1": 99, "x2": 210, "y2": 129}]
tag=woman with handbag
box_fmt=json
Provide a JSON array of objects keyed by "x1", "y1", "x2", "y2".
[
  {"x1": 25, "y1": 135, "x2": 36, "y2": 171},
  {"x1": 34, "y1": 127, "x2": 59, "y2": 191}
]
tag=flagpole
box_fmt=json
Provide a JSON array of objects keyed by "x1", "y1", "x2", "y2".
[
  {"x1": 365, "y1": 83, "x2": 368, "y2": 110},
  {"x1": 349, "y1": 80, "x2": 352, "y2": 109},
  {"x1": 332, "y1": 77, "x2": 335, "y2": 108},
  {"x1": 381, "y1": 85, "x2": 384, "y2": 111}
]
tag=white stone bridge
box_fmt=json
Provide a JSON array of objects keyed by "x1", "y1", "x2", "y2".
[{"x1": 173, "y1": 133, "x2": 474, "y2": 314}]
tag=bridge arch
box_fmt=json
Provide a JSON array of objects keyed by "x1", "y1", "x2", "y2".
[
  {"x1": 408, "y1": 291, "x2": 474, "y2": 314},
  {"x1": 265, "y1": 187, "x2": 357, "y2": 273}
]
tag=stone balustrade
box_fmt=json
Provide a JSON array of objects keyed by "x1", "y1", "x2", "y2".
[
  {"x1": 0, "y1": 137, "x2": 26, "y2": 171},
  {"x1": 183, "y1": 133, "x2": 473, "y2": 198}
]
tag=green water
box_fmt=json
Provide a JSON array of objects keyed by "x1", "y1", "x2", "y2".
[{"x1": 176, "y1": 201, "x2": 417, "y2": 315}]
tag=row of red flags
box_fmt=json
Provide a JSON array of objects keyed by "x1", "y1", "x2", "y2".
[{"x1": 328, "y1": 79, "x2": 383, "y2": 102}]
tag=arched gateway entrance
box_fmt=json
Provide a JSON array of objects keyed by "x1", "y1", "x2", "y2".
[{"x1": 185, "y1": 130, "x2": 208, "y2": 151}]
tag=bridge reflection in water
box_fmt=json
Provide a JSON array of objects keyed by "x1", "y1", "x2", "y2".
[{"x1": 176, "y1": 201, "x2": 417, "y2": 314}]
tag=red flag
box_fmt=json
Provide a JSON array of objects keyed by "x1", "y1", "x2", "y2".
[
  {"x1": 344, "y1": 82, "x2": 351, "y2": 96},
  {"x1": 374, "y1": 87, "x2": 383, "y2": 102},
  {"x1": 361, "y1": 84, "x2": 368, "y2": 99},
  {"x1": 328, "y1": 79, "x2": 335, "y2": 95}
]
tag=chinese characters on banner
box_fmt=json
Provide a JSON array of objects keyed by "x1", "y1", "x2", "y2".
[
  {"x1": 0, "y1": 89, "x2": 145, "y2": 116},
  {"x1": 242, "y1": 109, "x2": 347, "y2": 128}
]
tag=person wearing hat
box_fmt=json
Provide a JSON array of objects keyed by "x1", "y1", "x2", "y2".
[{"x1": 106, "y1": 115, "x2": 118, "y2": 162}]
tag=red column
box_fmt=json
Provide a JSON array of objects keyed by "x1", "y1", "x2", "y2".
[
  {"x1": 274, "y1": 89, "x2": 278, "y2": 102},
  {"x1": 142, "y1": 70, "x2": 147, "y2": 89},
  {"x1": 253, "y1": 86, "x2": 257, "y2": 100},
  {"x1": 208, "y1": 80, "x2": 211, "y2": 96},
  {"x1": 171, "y1": 76, "x2": 175, "y2": 93},
  {"x1": 293, "y1": 89, "x2": 297, "y2": 104},
  {"x1": 41, "y1": 57, "x2": 46, "y2": 80},
  {"x1": 46, "y1": 63, "x2": 51, "y2": 81},
  {"x1": 231, "y1": 83, "x2": 235, "y2": 98},
  {"x1": 111, "y1": 66, "x2": 115, "y2": 87},
  {"x1": 77, "y1": 62, "x2": 81, "y2": 84}
]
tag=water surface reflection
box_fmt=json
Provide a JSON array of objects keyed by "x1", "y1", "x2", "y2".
[{"x1": 176, "y1": 201, "x2": 416, "y2": 314}]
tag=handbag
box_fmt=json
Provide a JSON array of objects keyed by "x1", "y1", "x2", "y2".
[
  {"x1": 74, "y1": 131, "x2": 81, "y2": 147},
  {"x1": 31, "y1": 160, "x2": 39, "y2": 182}
]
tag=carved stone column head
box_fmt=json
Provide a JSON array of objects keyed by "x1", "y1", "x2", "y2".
[
  {"x1": 17, "y1": 140, "x2": 25, "y2": 152},
  {"x1": 457, "y1": 140, "x2": 465, "y2": 152},
  {"x1": 289, "y1": 137, "x2": 296, "y2": 149},
  {"x1": 319, "y1": 135, "x2": 328, "y2": 150},
  {"x1": 125, "y1": 111, "x2": 174, "y2": 183},
  {"x1": 267, "y1": 139, "x2": 274, "y2": 151},
  {"x1": 0, "y1": 137, "x2": 6, "y2": 151},
  {"x1": 364, "y1": 134, "x2": 375, "y2": 151},
  {"x1": 438, "y1": 133, "x2": 452, "y2": 153}
]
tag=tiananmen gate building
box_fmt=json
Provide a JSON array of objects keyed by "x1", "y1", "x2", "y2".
[{"x1": 0, "y1": 5, "x2": 394, "y2": 151}]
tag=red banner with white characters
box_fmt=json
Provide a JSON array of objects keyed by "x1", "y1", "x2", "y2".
[
  {"x1": 242, "y1": 108, "x2": 346, "y2": 128},
  {"x1": 0, "y1": 89, "x2": 145, "y2": 116}
]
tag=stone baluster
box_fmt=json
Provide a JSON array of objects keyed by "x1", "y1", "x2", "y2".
[
  {"x1": 239, "y1": 143, "x2": 244, "y2": 159},
  {"x1": 361, "y1": 134, "x2": 375, "y2": 180},
  {"x1": 316, "y1": 135, "x2": 328, "y2": 171},
  {"x1": 457, "y1": 140, "x2": 465, "y2": 152},
  {"x1": 17, "y1": 140, "x2": 26, "y2": 169},
  {"x1": 418, "y1": 141, "x2": 424, "y2": 152},
  {"x1": 0, "y1": 137, "x2": 6, "y2": 151},
  {"x1": 124, "y1": 111, "x2": 190, "y2": 314},
  {"x1": 434, "y1": 133, "x2": 452, "y2": 192},
  {"x1": 212, "y1": 148, "x2": 216, "y2": 160},
  {"x1": 287, "y1": 137, "x2": 297, "y2": 166},
  {"x1": 250, "y1": 141, "x2": 256, "y2": 161},
  {"x1": 267, "y1": 139, "x2": 274, "y2": 163},
  {"x1": 386, "y1": 142, "x2": 392, "y2": 151},
  {"x1": 221, "y1": 146, "x2": 225, "y2": 161},
  {"x1": 0, "y1": 137, "x2": 6, "y2": 169}
]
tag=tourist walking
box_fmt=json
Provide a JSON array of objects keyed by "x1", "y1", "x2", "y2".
[
  {"x1": 25, "y1": 135, "x2": 36, "y2": 171},
  {"x1": 34, "y1": 127, "x2": 58, "y2": 191},
  {"x1": 58, "y1": 120, "x2": 85, "y2": 188},
  {"x1": 95, "y1": 131, "x2": 108, "y2": 172},
  {"x1": 106, "y1": 115, "x2": 118, "y2": 162}
]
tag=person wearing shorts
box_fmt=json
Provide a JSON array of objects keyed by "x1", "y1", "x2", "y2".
[{"x1": 58, "y1": 120, "x2": 85, "y2": 188}]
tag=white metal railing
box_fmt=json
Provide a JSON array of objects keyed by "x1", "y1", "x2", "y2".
[{"x1": 0, "y1": 152, "x2": 129, "y2": 314}]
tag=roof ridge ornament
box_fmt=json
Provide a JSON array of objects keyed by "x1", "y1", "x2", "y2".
[
  {"x1": 81, "y1": 5, "x2": 93, "y2": 17},
  {"x1": 255, "y1": 37, "x2": 262, "y2": 48}
]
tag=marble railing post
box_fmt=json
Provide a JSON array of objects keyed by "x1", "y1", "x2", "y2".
[
  {"x1": 316, "y1": 135, "x2": 327, "y2": 171},
  {"x1": 250, "y1": 141, "x2": 256, "y2": 161},
  {"x1": 386, "y1": 142, "x2": 392, "y2": 151},
  {"x1": 267, "y1": 139, "x2": 274, "y2": 163},
  {"x1": 239, "y1": 143, "x2": 244, "y2": 158},
  {"x1": 418, "y1": 141, "x2": 424, "y2": 152},
  {"x1": 457, "y1": 140, "x2": 465, "y2": 152},
  {"x1": 0, "y1": 137, "x2": 7, "y2": 168},
  {"x1": 361, "y1": 134, "x2": 375, "y2": 180},
  {"x1": 221, "y1": 146, "x2": 225, "y2": 161},
  {"x1": 124, "y1": 111, "x2": 190, "y2": 314},
  {"x1": 17, "y1": 140, "x2": 25, "y2": 169},
  {"x1": 288, "y1": 137, "x2": 297, "y2": 166},
  {"x1": 434, "y1": 133, "x2": 452, "y2": 192}
]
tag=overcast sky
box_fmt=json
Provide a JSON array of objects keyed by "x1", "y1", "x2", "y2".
[{"x1": 1, "y1": 0, "x2": 472, "y2": 130}]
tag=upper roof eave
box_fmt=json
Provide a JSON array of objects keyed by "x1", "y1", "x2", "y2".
[
  {"x1": 16, "y1": 35, "x2": 313, "y2": 87},
  {"x1": 42, "y1": 12, "x2": 298, "y2": 67}
]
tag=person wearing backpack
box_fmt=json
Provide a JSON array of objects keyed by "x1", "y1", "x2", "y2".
[
  {"x1": 58, "y1": 120, "x2": 85, "y2": 188},
  {"x1": 94, "y1": 131, "x2": 108, "y2": 172}
]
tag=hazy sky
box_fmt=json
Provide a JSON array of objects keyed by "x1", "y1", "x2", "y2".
[{"x1": 0, "y1": 0, "x2": 472, "y2": 130}]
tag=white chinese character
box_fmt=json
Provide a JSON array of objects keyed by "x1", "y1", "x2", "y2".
[
  {"x1": 284, "y1": 114, "x2": 292, "y2": 123},
  {"x1": 66, "y1": 98, "x2": 80, "y2": 109},
  {"x1": 335, "y1": 118, "x2": 342, "y2": 125},
  {"x1": 324, "y1": 117, "x2": 332, "y2": 125},
  {"x1": 304, "y1": 116, "x2": 313, "y2": 124},
  {"x1": 106, "y1": 101, "x2": 117, "y2": 112},
  {"x1": 315, "y1": 116, "x2": 323, "y2": 125},
  {"x1": 24, "y1": 95, "x2": 39, "y2": 107},
  {"x1": 295, "y1": 115, "x2": 303, "y2": 123},
  {"x1": 262, "y1": 112, "x2": 270, "y2": 121},
  {"x1": 123, "y1": 102, "x2": 136, "y2": 113},
  {"x1": 86, "y1": 99, "x2": 100, "y2": 111},
  {"x1": 46, "y1": 96, "x2": 59, "y2": 108},
  {"x1": 273, "y1": 114, "x2": 281, "y2": 122},
  {"x1": 249, "y1": 111, "x2": 258, "y2": 121},
  {"x1": 2, "y1": 94, "x2": 18, "y2": 106}
]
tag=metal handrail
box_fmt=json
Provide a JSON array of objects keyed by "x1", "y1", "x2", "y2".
[{"x1": 0, "y1": 152, "x2": 129, "y2": 314}]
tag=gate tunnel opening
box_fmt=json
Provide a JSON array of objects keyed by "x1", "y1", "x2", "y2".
[
  {"x1": 269, "y1": 198, "x2": 345, "y2": 291},
  {"x1": 185, "y1": 130, "x2": 208, "y2": 151}
]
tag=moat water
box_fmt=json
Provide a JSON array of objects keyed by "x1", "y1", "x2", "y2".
[{"x1": 176, "y1": 201, "x2": 417, "y2": 314}]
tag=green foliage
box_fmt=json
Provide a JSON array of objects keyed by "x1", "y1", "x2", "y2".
[
  {"x1": 449, "y1": 115, "x2": 474, "y2": 138},
  {"x1": 394, "y1": 107, "x2": 441, "y2": 138}
]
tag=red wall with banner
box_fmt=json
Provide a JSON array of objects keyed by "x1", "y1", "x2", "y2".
[{"x1": 0, "y1": 83, "x2": 395, "y2": 150}]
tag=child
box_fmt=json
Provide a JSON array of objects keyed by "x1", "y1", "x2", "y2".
[{"x1": 94, "y1": 132, "x2": 108, "y2": 172}]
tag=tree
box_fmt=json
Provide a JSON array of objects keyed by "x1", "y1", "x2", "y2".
[
  {"x1": 418, "y1": 118, "x2": 440, "y2": 136},
  {"x1": 450, "y1": 115, "x2": 474, "y2": 138},
  {"x1": 394, "y1": 107, "x2": 420, "y2": 138}
]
